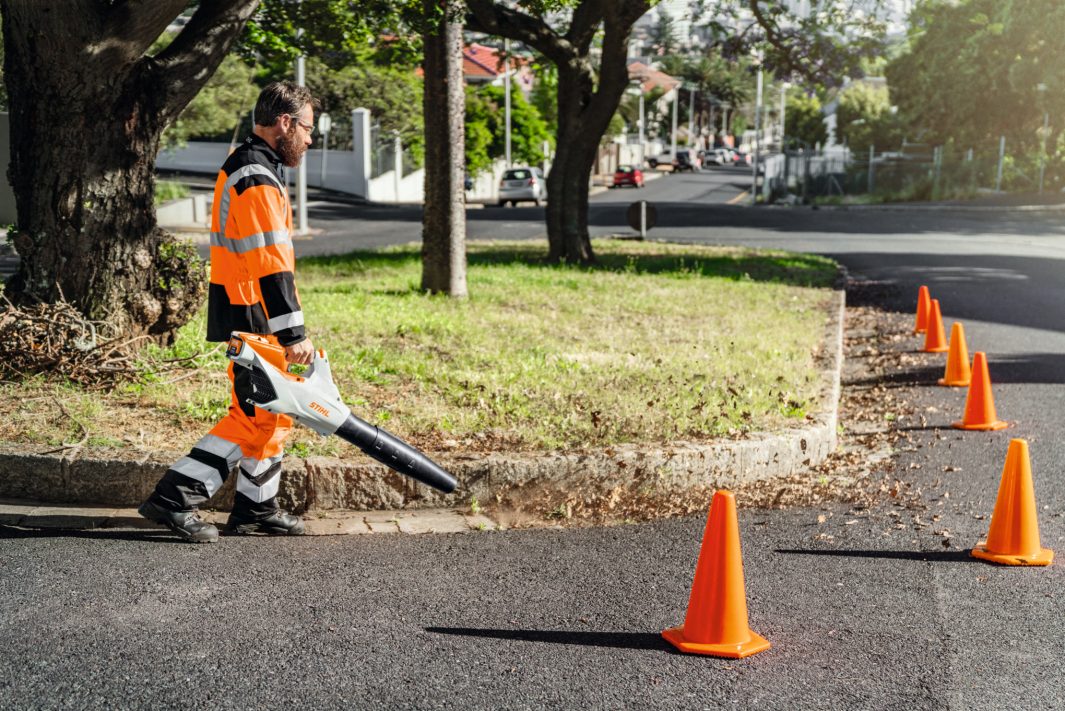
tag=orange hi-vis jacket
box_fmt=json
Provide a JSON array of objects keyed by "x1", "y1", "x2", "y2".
[{"x1": 206, "y1": 134, "x2": 305, "y2": 346}]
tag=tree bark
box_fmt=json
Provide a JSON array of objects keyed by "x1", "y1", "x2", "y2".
[
  {"x1": 467, "y1": 0, "x2": 651, "y2": 265},
  {"x1": 420, "y1": 0, "x2": 468, "y2": 297},
  {"x1": 1, "y1": 1, "x2": 259, "y2": 342}
]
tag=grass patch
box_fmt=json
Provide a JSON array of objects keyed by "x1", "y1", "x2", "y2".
[{"x1": 0, "y1": 240, "x2": 837, "y2": 457}]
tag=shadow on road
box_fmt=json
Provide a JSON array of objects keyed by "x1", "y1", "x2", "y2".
[
  {"x1": 983, "y1": 353, "x2": 1065, "y2": 384},
  {"x1": 775, "y1": 548, "x2": 977, "y2": 563},
  {"x1": 847, "y1": 353, "x2": 1065, "y2": 388},
  {"x1": 301, "y1": 243, "x2": 838, "y2": 288},
  {"x1": 0, "y1": 524, "x2": 187, "y2": 544},
  {"x1": 425, "y1": 627, "x2": 672, "y2": 652},
  {"x1": 313, "y1": 200, "x2": 1065, "y2": 237}
]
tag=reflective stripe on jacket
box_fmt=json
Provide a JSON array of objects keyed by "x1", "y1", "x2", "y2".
[{"x1": 205, "y1": 134, "x2": 305, "y2": 346}]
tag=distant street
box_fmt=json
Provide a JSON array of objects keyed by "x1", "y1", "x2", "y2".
[{"x1": 187, "y1": 164, "x2": 752, "y2": 259}]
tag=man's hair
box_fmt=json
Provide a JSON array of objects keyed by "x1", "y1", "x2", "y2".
[{"x1": 254, "y1": 81, "x2": 319, "y2": 127}]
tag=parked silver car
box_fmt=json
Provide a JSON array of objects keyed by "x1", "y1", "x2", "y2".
[{"x1": 498, "y1": 167, "x2": 545, "y2": 206}]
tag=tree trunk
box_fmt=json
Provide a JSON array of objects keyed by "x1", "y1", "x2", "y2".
[
  {"x1": 420, "y1": 0, "x2": 468, "y2": 297},
  {"x1": 1, "y1": 1, "x2": 258, "y2": 342},
  {"x1": 545, "y1": 53, "x2": 631, "y2": 265}
]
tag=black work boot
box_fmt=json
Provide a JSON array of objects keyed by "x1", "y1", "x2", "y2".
[
  {"x1": 225, "y1": 509, "x2": 306, "y2": 536},
  {"x1": 138, "y1": 499, "x2": 219, "y2": 544}
]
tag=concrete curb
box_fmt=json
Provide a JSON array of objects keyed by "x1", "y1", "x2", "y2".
[
  {"x1": 809, "y1": 200, "x2": 1065, "y2": 214},
  {"x1": 0, "y1": 289, "x2": 845, "y2": 517}
]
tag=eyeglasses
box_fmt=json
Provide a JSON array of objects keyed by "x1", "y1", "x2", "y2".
[{"x1": 288, "y1": 115, "x2": 316, "y2": 135}]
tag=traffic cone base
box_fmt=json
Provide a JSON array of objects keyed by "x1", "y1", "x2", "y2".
[
  {"x1": 939, "y1": 376, "x2": 970, "y2": 387},
  {"x1": 952, "y1": 418, "x2": 1008, "y2": 431},
  {"x1": 971, "y1": 542, "x2": 1053, "y2": 567},
  {"x1": 662, "y1": 625, "x2": 771, "y2": 659}
]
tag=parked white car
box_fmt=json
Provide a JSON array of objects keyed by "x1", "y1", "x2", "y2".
[
  {"x1": 701, "y1": 148, "x2": 733, "y2": 166},
  {"x1": 498, "y1": 167, "x2": 546, "y2": 206}
]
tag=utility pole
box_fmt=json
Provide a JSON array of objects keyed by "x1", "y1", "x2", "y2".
[
  {"x1": 639, "y1": 89, "x2": 646, "y2": 168},
  {"x1": 504, "y1": 38, "x2": 512, "y2": 168},
  {"x1": 688, "y1": 85, "x2": 696, "y2": 148},
  {"x1": 1038, "y1": 83, "x2": 1049, "y2": 194},
  {"x1": 751, "y1": 63, "x2": 763, "y2": 206},
  {"x1": 779, "y1": 82, "x2": 788, "y2": 149},
  {"x1": 295, "y1": 51, "x2": 309, "y2": 235},
  {"x1": 995, "y1": 135, "x2": 1006, "y2": 192},
  {"x1": 671, "y1": 85, "x2": 679, "y2": 158}
]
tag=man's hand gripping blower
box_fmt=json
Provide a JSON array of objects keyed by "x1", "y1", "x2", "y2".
[{"x1": 225, "y1": 332, "x2": 457, "y2": 493}]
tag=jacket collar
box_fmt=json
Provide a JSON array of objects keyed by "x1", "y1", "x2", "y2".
[{"x1": 245, "y1": 133, "x2": 283, "y2": 168}]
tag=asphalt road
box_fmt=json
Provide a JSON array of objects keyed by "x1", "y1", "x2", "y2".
[
  {"x1": 194, "y1": 164, "x2": 752, "y2": 259},
  {"x1": 4, "y1": 174, "x2": 1065, "y2": 709}
]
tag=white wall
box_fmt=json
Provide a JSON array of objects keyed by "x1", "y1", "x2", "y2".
[{"x1": 156, "y1": 142, "x2": 372, "y2": 199}]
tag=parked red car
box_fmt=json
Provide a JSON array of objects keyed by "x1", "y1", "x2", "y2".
[{"x1": 612, "y1": 165, "x2": 644, "y2": 188}]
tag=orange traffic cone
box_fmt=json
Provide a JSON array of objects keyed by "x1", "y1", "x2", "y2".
[
  {"x1": 971, "y1": 439, "x2": 1053, "y2": 566},
  {"x1": 938, "y1": 322, "x2": 971, "y2": 387},
  {"x1": 953, "y1": 352, "x2": 1008, "y2": 430},
  {"x1": 922, "y1": 299, "x2": 949, "y2": 353},
  {"x1": 662, "y1": 491, "x2": 771, "y2": 659},
  {"x1": 914, "y1": 285, "x2": 931, "y2": 334}
]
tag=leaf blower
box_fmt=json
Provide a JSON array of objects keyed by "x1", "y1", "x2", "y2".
[{"x1": 225, "y1": 332, "x2": 457, "y2": 493}]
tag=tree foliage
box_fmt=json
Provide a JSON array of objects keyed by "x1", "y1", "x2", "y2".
[
  {"x1": 700, "y1": 0, "x2": 889, "y2": 87},
  {"x1": 649, "y1": 9, "x2": 679, "y2": 55},
  {"x1": 161, "y1": 52, "x2": 260, "y2": 149},
  {"x1": 886, "y1": 0, "x2": 1065, "y2": 152},
  {"x1": 785, "y1": 92, "x2": 827, "y2": 148},
  {"x1": 834, "y1": 80, "x2": 902, "y2": 153},
  {"x1": 465, "y1": 81, "x2": 553, "y2": 175},
  {"x1": 306, "y1": 57, "x2": 424, "y2": 157}
]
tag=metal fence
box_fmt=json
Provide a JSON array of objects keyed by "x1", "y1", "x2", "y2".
[{"x1": 763, "y1": 138, "x2": 1053, "y2": 204}]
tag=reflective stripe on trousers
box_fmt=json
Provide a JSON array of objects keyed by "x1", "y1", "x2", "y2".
[{"x1": 150, "y1": 335, "x2": 294, "y2": 513}]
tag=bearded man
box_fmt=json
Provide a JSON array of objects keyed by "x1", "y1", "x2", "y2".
[{"x1": 139, "y1": 82, "x2": 318, "y2": 542}]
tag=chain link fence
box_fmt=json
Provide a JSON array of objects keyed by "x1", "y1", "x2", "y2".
[{"x1": 763, "y1": 138, "x2": 1058, "y2": 204}]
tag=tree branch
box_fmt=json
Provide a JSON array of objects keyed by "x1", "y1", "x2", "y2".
[
  {"x1": 150, "y1": 0, "x2": 261, "y2": 120},
  {"x1": 565, "y1": 0, "x2": 605, "y2": 55},
  {"x1": 465, "y1": 0, "x2": 574, "y2": 65},
  {"x1": 588, "y1": 1, "x2": 652, "y2": 113},
  {"x1": 102, "y1": 0, "x2": 190, "y2": 62}
]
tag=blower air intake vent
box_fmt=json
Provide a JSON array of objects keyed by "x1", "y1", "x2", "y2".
[{"x1": 247, "y1": 367, "x2": 279, "y2": 404}]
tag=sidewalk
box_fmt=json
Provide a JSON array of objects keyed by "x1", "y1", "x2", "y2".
[
  {"x1": 0, "y1": 500, "x2": 498, "y2": 536},
  {"x1": 814, "y1": 190, "x2": 1065, "y2": 213}
]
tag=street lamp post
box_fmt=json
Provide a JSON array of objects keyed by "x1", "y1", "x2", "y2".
[
  {"x1": 295, "y1": 52, "x2": 309, "y2": 235},
  {"x1": 1037, "y1": 82, "x2": 1049, "y2": 194},
  {"x1": 779, "y1": 82, "x2": 789, "y2": 150},
  {"x1": 688, "y1": 85, "x2": 696, "y2": 148},
  {"x1": 751, "y1": 60, "x2": 763, "y2": 206},
  {"x1": 504, "y1": 38, "x2": 512, "y2": 168},
  {"x1": 628, "y1": 80, "x2": 646, "y2": 168},
  {"x1": 671, "y1": 84, "x2": 679, "y2": 158}
]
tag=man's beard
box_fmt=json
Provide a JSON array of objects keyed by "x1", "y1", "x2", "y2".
[{"x1": 277, "y1": 125, "x2": 307, "y2": 168}]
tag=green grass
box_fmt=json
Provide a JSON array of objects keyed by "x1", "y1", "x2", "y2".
[{"x1": 0, "y1": 240, "x2": 837, "y2": 457}]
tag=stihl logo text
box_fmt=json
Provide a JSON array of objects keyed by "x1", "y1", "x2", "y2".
[{"x1": 309, "y1": 402, "x2": 330, "y2": 417}]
